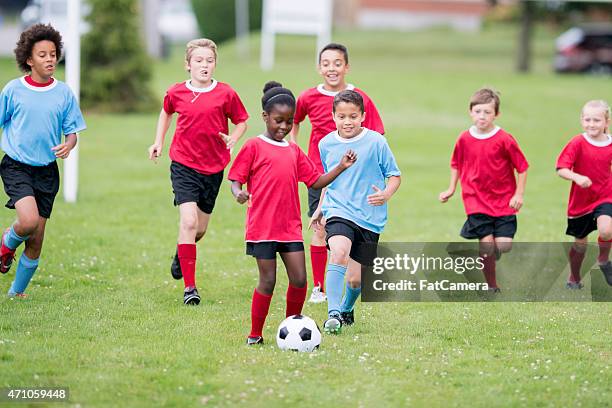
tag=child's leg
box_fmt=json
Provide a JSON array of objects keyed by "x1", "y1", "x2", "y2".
[
  {"x1": 177, "y1": 202, "x2": 199, "y2": 289},
  {"x1": 310, "y1": 223, "x2": 327, "y2": 292},
  {"x1": 9, "y1": 214, "x2": 46, "y2": 295},
  {"x1": 568, "y1": 237, "x2": 588, "y2": 283},
  {"x1": 195, "y1": 208, "x2": 211, "y2": 243},
  {"x1": 340, "y1": 258, "x2": 362, "y2": 313},
  {"x1": 326, "y1": 235, "x2": 352, "y2": 315},
  {"x1": 494, "y1": 237, "x2": 513, "y2": 256},
  {"x1": 280, "y1": 251, "x2": 307, "y2": 317},
  {"x1": 250, "y1": 259, "x2": 276, "y2": 338},
  {"x1": 596, "y1": 215, "x2": 611, "y2": 264},
  {"x1": 1, "y1": 197, "x2": 39, "y2": 272},
  {"x1": 479, "y1": 235, "x2": 498, "y2": 288}
]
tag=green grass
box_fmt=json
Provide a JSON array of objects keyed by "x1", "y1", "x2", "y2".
[{"x1": 0, "y1": 25, "x2": 611, "y2": 407}]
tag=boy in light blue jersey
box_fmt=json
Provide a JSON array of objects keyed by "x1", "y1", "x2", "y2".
[
  {"x1": 310, "y1": 90, "x2": 401, "y2": 333},
  {"x1": 0, "y1": 24, "x2": 86, "y2": 297}
]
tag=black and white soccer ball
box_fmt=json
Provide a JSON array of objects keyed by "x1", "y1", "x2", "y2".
[{"x1": 276, "y1": 314, "x2": 321, "y2": 352}]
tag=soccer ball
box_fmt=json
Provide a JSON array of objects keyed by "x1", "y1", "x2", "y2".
[{"x1": 276, "y1": 314, "x2": 321, "y2": 352}]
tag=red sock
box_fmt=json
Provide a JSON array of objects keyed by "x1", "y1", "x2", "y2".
[
  {"x1": 568, "y1": 246, "x2": 586, "y2": 283},
  {"x1": 310, "y1": 245, "x2": 327, "y2": 291},
  {"x1": 481, "y1": 253, "x2": 498, "y2": 288},
  {"x1": 250, "y1": 289, "x2": 272, "y2": 337},
  {"x1": 597, "y1": 237, "x2": 611, "y2": 264},
  {"x1": 178, "y1": 244, "x2": 197, "y2": 288},
  {"x1": 286, "y1": 284, "x2": 307, "y2": 317}
]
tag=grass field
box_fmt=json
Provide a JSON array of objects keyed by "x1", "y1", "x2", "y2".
[{"x1": 0, "y1": 25, "x2": 610, "y2": 407}]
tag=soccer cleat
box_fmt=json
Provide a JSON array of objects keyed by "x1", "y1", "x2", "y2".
[
  {"x1": 323, "y1": 312, "x2": 342, "y2": 334},
  {"x1": 488, "y1": 287, "x2": 501, "y2": 293},
  {"x1": 183, "y1": 287, "x2": 200, "y2": 305},
  {"x1": 565, "y1": 281, "x2": 584, "y2": 290},
  {"x1": 170, "y1": 251, "x2": 182, "y2": 280},
  {"x1": 246, "y1": 336, "x2": 264, "y2": 345},
  {"x1": 0, "y1": 229, "x2": 16, "y2": 274},
  {"x1": 308, "y1": 285, "x2": 327, "y2": 303},
  {"x1": 599, "y1": 261, "x2": 612, "y2": 286},
  {"x1": 7, "y1": 292, "x2": 27, "y2": 299},
  {"x1": 340, "y1": 310, "x2": 354, "y2": 326}
]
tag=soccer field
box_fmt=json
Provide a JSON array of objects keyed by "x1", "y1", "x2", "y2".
[{"x1": 0, "y1": 26, "x2": 610, "y2": 407}]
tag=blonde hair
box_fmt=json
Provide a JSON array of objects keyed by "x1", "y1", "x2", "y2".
[
  {"x1": 185, "y1": 38, "x2": 217, "y2": 63},
  {"x1": 582, "y1": 100, "x2": 611, "y2": 133}
]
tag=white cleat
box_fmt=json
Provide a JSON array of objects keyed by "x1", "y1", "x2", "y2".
[{"x1": 308, "y1": 285, "x2": 327, "y2": 303}]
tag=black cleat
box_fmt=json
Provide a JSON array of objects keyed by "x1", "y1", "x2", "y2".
[
  {"x1": 246, "y1": 336, "x2": 264, "y2": 345},
  {"x1": 323, "y1": 312, "x2": 342, "y2": 334},
  {"x1": 340, "y1": 310, "x2": 355, "y2": 326},
  {"x1": 599, "y1": 261, "x2": 612, "y2": 286},
  {"x1": 488, "y1": 287, "x2": 501, "y2": 293},
  {"x1": 183, "y1": 288, "x2": 200, "y2": 305},
  {"x1": 171, "y1": 251, "x2": 182, "y2": 280}
]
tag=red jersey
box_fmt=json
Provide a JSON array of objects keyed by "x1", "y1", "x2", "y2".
[
  {"x1": 556, "y1": 133, "x2": 612, "y2": 217},
  {"x1": 163, "y1": 80, "x2": 248, "y2": 175},
  {"x1": 294, "y1": 84, "x2": 384, "y2": 172},
  {"x1": 228, "y1": 135, "x2": 321, "y2": 242},
  {"x1": 451, "y1": 126, "x2": 529, "y2": 217}
]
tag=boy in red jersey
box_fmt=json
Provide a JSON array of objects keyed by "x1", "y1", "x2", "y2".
[
  {"x1": 556, "y1": 100, "x2": 612, "y2": 288},
  {"x1": 228, "y1": 81, "x2": 356, "y2": 345},
  {"x1": 148, "y1": 39, "x2": 248, "y2": 305},
  {"x1": 439, "y1": 88, "x2": 529, "y2": 292},
  {"x1": 290, "y1": 43, "x2": 384, "y2": 303}
]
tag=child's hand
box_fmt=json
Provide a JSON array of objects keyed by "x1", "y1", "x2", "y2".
[
  {"x1": 509, "y1": 193, "x2": 523, "y2": 210},
  {"x1": 340, "y1": 149, "x2": 357, "y2": 169},
  {"x1": 439, "y1": 189, "x2": 454, "y2": 203},
  {"x1": 367, "y1": 185, "x2": 388, "y2": 206},
  {"x1": 574, "y1": 175, "x2": 592, "y2": 188},
  {"x1": 219, "y1": 132, "x2": 235, "y2": 150},
  {"x1": 148, "y1": 143, "x2": 162, "y2": 163},
  {"x1": 308, "y1": 208, "x2": 323, "y2": 231},
  {"x1": 235, "y1": 190, "x2": 250, "y2": 204},
  {"x1": 52, "y1": 138, "x2": 77, "y2": 159}
]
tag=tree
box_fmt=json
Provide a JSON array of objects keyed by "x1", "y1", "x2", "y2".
[{"x1": 81, "y1": 0, "x2": 156, "y2": 112}]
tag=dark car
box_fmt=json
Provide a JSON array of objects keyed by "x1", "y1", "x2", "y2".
[{"x1": 554, "y1": 24, "x2": 612, "y2": 74}]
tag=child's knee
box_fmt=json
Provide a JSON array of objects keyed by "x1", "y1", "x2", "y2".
[
  {"x1": 599, "y1": 229, "x2": 612, "y2": 242},
  {"x1": 180, "y1": 215, "x2": 198, "y2": 232},
  {"x1": 496, "y1": 241, "x2": 513, "y2": 253},
  {"x1": 329, "y1": 248, "x2": 349, "y2": 265}
]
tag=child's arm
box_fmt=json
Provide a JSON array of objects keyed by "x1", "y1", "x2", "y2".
[
  {"x1": 509, "y1": 170, "x2": 528, "y2": 210},
  {"x1": 289, "y1": 123, "x2": 300, "y2": 144},
  {"x1": 230, "y1": 180, "x2": 250, "y2": 204},
  {"x1": 368, "y1": 176, "x2": 401, "y2": 206},
  {"x1": 52, "y1": 133, "x2": 78, "y2": 159},
  {"x1": 439, "y1": 168, "x2": 459, "y2": 203},
  {"x1": 310, "y1": 150, "x2": 357, "y2": 189},
  {"x1": 219, "y1": 122, "x2": 248, "y2": 151},
  {"x1": 308, "y1": 188, "x2": 326, "y2": 232},
  {"x1": 149, "y1": 109, "x2": 173, "y2": 162},
  {"x1": 557, "y1": 168, "x2": 592, "y2": 188}
]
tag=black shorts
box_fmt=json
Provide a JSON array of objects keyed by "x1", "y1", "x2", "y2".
[
  {"x1": 246, "y1": 241, "x2": 304, "y2": 260},
  {"x1": 0, "y1": 155, "x2": 59, "y2": 219},
  {"x1": 566, "y1": 203, "x2": 612, "y2": 239},
  {"x1": 325, "y1": 217, "x2": 380, "y2": 266},
  {"x1": 460, "y1": 214, "x2": 517, "y2": 240},
  {"x1": 170, "y1": 161, "x2": 223, "y2": 214},
  {"x1": 307, "y1": 187, "x2": 322, "y2": 217}
]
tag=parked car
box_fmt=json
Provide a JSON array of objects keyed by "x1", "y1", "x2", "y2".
[{"x1": 554, "y1": 24, "x2": 612, "y2": 74}]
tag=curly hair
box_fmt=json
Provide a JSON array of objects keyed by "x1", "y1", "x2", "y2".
[{"x1": 14, "y1": 24, "x2": 63, "y2": 73}]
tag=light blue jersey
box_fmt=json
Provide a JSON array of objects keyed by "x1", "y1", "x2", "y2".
[
  {"x1": 319, "y1": 128, "x2": 401, "y2": 234},
  {"x1": 0, "y1": 77, "x2": 86, "y2": 166}
]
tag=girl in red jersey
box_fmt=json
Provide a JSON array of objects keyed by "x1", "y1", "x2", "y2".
[
  {"x1": 439, "y1": 88, "x2": 529, "y2": 292},
  {"x1": 556, "y1": 100, "x2": 612, "y2": 288},
  {"x1": 228, "y1": 81, "x2": 356, "y2": 345},
  {"x1": 148, "y1": 39, "x2": 248, "y2": 305}
]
